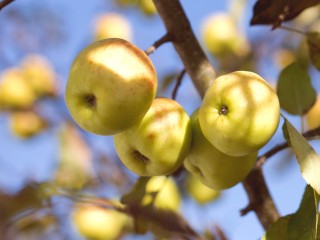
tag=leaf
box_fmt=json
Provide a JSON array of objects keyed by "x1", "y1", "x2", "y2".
[
  {"x1": 250, "y1": 0, "x2": 320, "y2": 29},
  {"x1": 307, "y1": 32, "x2": 320, "y2": 71},
  {"x1": 287, "y1": 185, "x2": 319, "y2": 239},
  {"x1": 277, "y1": 62, "x2": 316, "y2": 115},
  {"x1": 284, "y1": 119, "x2": 320, "y2": 194},
  {"x1": 261, "y1": 214, "x2": 292, "y2": 240}
]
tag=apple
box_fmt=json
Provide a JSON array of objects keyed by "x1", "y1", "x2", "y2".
[
  {"x1": 10, "y1": 111, "x2": 48, "y2": 138},
  {"x1": 199, "y1": 71, "x2": 280, "y2": 157},
  {"x1": 141, "y1": 176, "x2": 181, "y2": 211},
  {"x1": 305, "y1": 95, "x2": 320, "y2": 130},
  {"x1": 65, "y1": 38, "x2": 157, "y2": 135},
  {"x1": 0, "y1": 68, "x2": 36, "y2": 110},
  {"x1": 20, "y1": 54, "x2": 57, "y2": 98},
  {"x1": 202, "y1": 12, "x2": 249, "y2": 57},
  {"x1": 72, "y1": 203, "x2": 130, "y2": 240},
  {"x1": 184, "y1": 109, "x2": 257, "y2": 190},
  {"x1": 114, "y1": 97, "x2": 191, "y2": 176},
  {"x1": 139, "y1": 0, "x2": 157, "y2": 16},
  {"x1": 186, "y1": 173, "x2": 220, "y2": 204},
  {"x1": 93, "y1": 13, "x2": 132, "y2": 41}
]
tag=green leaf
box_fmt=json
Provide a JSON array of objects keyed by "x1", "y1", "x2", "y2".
[
  {"x1": 277, "y1": 62, "x2": 316, "y2": 115},
  {"x1": 284, "y1": 119, "x2": 320, "y2": 194},
  {"x1": 288, "y1": 185, "x2": 319, "y2": 240},
  {"x1": 261, "y1": 215, "x2": 292, "y2": 240},
  {"x1": 307, "y1": 32, "x2": 320, "y2": 71}
]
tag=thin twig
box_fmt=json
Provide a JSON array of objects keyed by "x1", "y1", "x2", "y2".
[
  {"x1": 0, "y1": 0, "x2": 15, "y2": 11},
  {"x1": 279, "y1": 25, "x2": 306, "y2": 36},
  {"x1": 172, "y1": 69, "x2": 186, "y2": 100},
  {"x1": 145, "y1": 33, "x2": 173, "y2": 55}
]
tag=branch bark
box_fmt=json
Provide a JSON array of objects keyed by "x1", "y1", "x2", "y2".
[
  {"x1": 0, "y1": 0, "x2": 15, "y2": 11},
  {"x1": 153, "y1": 0, "x2": 215, "y2": 98},
  {"x1": 153, "y1": 0, "x2": 280, "y2": 230}
]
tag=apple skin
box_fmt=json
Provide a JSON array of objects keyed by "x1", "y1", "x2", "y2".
[
  {"x1": 65, "y1": 38, "x2": 157, "y2": 135},
  {"x1": 10, "y1": 111, "x2": 48, "y2": 138},
  {"x1": 305, "y1": 95, "x2": 320, "y2": 130},
  {"x1": 72, "y1": 204, "x2": 130, "y2": 240},
  {"x1": 93, "y1": 13, "x2": 132, "y2": 41},
  {"x1": 20, "y1": 54, "x2": 57, "y2": 98},
  {"x1": 199, "y1": 71, "x2": 280, "y2": 157},
  {"x1": 0, "y1": 68, "x2": 36, "y2": 110},
  {"x1": 202, "y1": 12, "x2": 249, "y2": 57},
  {"x1": 114, "y1": 97, "x2": 192, "y2": 176},
  {"x1": 186, "y1": 173, "x2": 220, "y2": 204},
  {"x1": 184, "y1": 109, "x2": 257, "y2": 190}
]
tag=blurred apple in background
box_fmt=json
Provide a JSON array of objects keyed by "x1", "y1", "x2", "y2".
[
  {"x1": 93, "y1": 13, "x2": 132, "y2": 41},
  {"x1": 72, "y1": 203, "x2": 131, "y2": 240},
  {"x1": 201, "y1": 12, "x2": 249, "y2": 58},
  {"x1": 139, "y1": 0, "x2": 157, "y2": 16},
  {"x1": 186, "y1": 173, "x2": 220, "y2": 204},
  {"x1": 305, "y1": 95, "x2": 320, "y2": 130},
  {"x1": 20, "y1": 54, "x2": 57, "y2": 98},
  {"x1": 0, "y1": 68, "x2": 36, "y2": 110},
  {"x1": 9, "y1": 111, "x2": 48, "y2": 138},
  {"x1": 114, "y1": 97, "x2": 191, "y2": 176}
]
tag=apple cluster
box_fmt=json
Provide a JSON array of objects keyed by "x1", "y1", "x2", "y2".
[
  {"x1": 65, "y1": 38, "x2": 280, "y2": 191},
  {"x1": 0, "y1": 54, "x2": 57, "y2": 138}
]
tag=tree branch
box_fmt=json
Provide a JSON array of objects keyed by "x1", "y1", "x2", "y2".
[
  {"x1": 153, "y1": 0, "x2": 279, "y2": 230},
  {"x1": 145, "y1": 33, "x2": 173, "y2": 55},
  {"x1": 153, "y1": 0, "x2": 215, "y2": 98},
  {"x1": 0, "y1": 0, "x2": 15, "y2": 11}
]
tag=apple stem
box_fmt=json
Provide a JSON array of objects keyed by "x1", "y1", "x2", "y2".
[{"x1": 219, "y1": 105, "x2": 229, "y2": 115}]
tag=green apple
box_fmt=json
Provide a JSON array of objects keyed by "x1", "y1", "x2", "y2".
[
  {"x1": 20, "y1": 54, "x2": 57, "y2": 98},
  {"x1": 114, "y1": 97, "x2": 191, "y2": 176},
  {"x1": 305, "y1": 95, "x2": 320, "y2": 130},
  {"x1": 72, "y1": 203, "x2": 130, "y2": 240},
  {"x1": 186, "y1": 173, "x2": 220, "y2": 204},
  {"x1": 65, "y1": 38, "x2": 157, "y2": 135},
  {"x1": 202, "y1": 12, "x2": 249, "y2": 57},
  {"x1": 199, "y1": 71, "x2": 280, "y2": 157},
  {"x1": 10, "y1": 111, "x2": 48, "y2": 138},
  {"x1": 93, "y1": 13, "x2": 132, "y2": 41},
  {"x1": 141, "y1": 176, "x2": 181, "y2": 211},
  {"x1": 185, "y1": 109, "x2": 257, "y2": 190},
  {"x1": 0, "y1": 68, "x2": 36, "y2": 110},
  {"x1": 139, "y1": 0, "x2": 157, "y2": 16}
]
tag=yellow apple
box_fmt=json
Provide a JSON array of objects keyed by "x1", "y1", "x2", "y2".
[
  {"x1": 93, "y1": 13, "x2": 132, "y2": 41},
  {"x1": 305, "y1": 95, "x2": 320, "y2": 130},
  {"x1": 202, "y1": 12, "x2": 249, "y2": 57},
  {"x1": 186, "y1": 173, "x2": 220, "y2": 204},
  {"x1": 139, "y1": 0, "x2": 157, "y2": 16},
  {"x1": 114, "y1": 97, "x2": 191, "y2": 176},
  {"x1": 20, "y1": 54, "x2": 57, "y2": 98},
  {"x1": 184, "y1": 109, "x2": 257, "y2": 190},
  {"x1": 0, "y1": 68, "x2": 36, "y2": 110},
  {"x1": 199, "y1": 71, "x2": 280, "y2": 157},
  {"x1": 65, "y1": 38, "x2": 157, "y2": 135},
  {"x1": 72, "y1": 204, "x2": 130, "y2": 240},
  {"x1": 10, "y1": 111, "x2": 48, "y2": 138}
]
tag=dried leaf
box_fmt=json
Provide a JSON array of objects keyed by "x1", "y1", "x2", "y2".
[{"x1": 250, "y1": 0, "x2": 320, "y2": 29}]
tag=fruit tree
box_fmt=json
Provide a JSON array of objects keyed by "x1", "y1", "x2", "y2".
[{"x1": 0, "y1": 0, "x2": 319, "y2": 239}]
